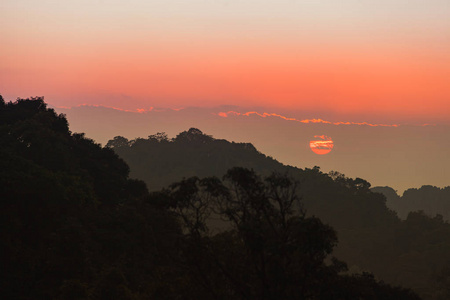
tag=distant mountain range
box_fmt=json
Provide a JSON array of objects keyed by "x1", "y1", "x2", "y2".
[
  {"x1": 2, "y1": 94, "x2": 448, "y2": 299},
  {"x1": 55, "y1": 103, "x2": 450, "y2": 195},
  {"x1": 2, "y1": 98, "x2": 427, "y2": 299},
  {"x1": 108, "y1": 128, "x2": 450, "y2": 299},
  {"x1": 372, "y1": 186, "x2": 450, "y2": 221}
]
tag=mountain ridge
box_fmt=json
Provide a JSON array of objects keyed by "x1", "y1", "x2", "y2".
[{"x1": 107, "y1": 127, "x2": 450, "y2": 299}]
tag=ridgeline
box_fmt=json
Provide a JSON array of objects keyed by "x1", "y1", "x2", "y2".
[
  {"x1": 108, "y1": 127, "x2": 450, "y2": 300},
  {"x1": 1, "y1": 96, "x2": 447, "y2": 299}
]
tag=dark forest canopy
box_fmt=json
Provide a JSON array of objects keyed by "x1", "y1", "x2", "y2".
[
  {"x1": 159, "y1": 167, "x2": 421, "y2": 300},
  {"x1": 106, "y1": 127, "x2": 287, "y2": 191},
  {"x1": 0, "y1": 96, "x2": 446, "y2": 299},
  {"x1": 0, "y1": 96, "x2": 421, "y2": 299},
  {"x1": 0, "y1": 96, "x2": 179, "y2": 299},
  {"x1": 108, "y1": 127, "x2": 450, "y2": 300}
]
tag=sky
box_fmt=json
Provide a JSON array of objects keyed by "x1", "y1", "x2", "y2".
[
  {"x1": 2, "y1": 0, "x2": 450, "y2": 122},
  {"x1": 2, "y1": 0, "x2": 450, "y2": 191}
]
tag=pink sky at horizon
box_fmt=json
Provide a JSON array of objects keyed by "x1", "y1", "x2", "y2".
[{"x1": 1, "y1": 0, "x2": 450, "y2": 124}]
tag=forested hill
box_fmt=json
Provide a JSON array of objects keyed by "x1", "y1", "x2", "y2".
[
  {"x1": 372, "y1": 185, "x2": 450, "y2": 220},
  {"x1": 108, "y1": 129, "x2": 450, "y2": 300},
  {"x1": 1, "y1": 96, "x2": 423, "y2": 299},
  {"x1": 0, "y1": 96, "x2": 180, "y2": 298},
  {"x1": 106, "y1": 128, "x2": 293, "y2": 191},
  {"x1": 106, "y1": 129, "x2": 397, "y2": 231}
]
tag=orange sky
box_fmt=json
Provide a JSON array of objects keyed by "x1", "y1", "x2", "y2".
[
  {"x1": 1, "y1": 0, "x2": 449, "y2": 196},
  {"x1": 3, "y1": 40, "x2": 449, "y2": 123},
  {"x1": 1, "y1": 0, "x2": 450, "y2": 124}
]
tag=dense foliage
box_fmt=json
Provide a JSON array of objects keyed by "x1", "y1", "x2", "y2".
[
  {"x1": 0, "y1": 96, "x2": 422, "y2": 299},
  {"x1": 0, "y1": 97, "x2": 181, "y2": 299},
  {"x1": 161, "y1": 167, "x2": 420, "y2": 299},
  {"x1": 108, "y1": 128, "x2": 450, "y2": 299},
  {"x1": 106, "y1": 128, "x2": 288, "y2": 191}
]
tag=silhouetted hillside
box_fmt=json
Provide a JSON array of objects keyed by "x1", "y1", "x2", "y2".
[
  {"x1": 1, "y1": 96, "x2": 422, "y2": 299},
  {"x1": 108, "y1": 129, "x2": 450, "y2": 299},
  {"x1": 106, "y1": 128, "x2": 290, "y2": 191},
  {"x1": 0, "y1": 96, "x2": 183, "y2": 299},
  {"x1": 107, "y1": 129, "x2": 399, "y2": 232},
  {"x1": 373, "y1": 186, "x2": 450, "y2": 220}
]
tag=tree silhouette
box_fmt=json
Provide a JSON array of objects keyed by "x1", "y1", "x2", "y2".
[
  {"x1": 0, "y1": 96, "x2": 426, "y2": 299},
  {"x1": 0, "y1": 96, "x2": 181, "y2": 299},
  {"x1": 165, "y1": 167, "x2": 420, "y2": 299},
  {"x1": 106, "y1": 127, "x2": 450, "y2": 299}
]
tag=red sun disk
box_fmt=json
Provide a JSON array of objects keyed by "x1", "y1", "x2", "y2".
[{"x1": 310, "y1": 136, "x2": 334, "y2": 155}]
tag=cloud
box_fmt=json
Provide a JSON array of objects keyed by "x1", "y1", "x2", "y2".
[
  {"x1": 55, "y1": 104, "x2": 435, "y2": 127},
  {"x1": 216, "y1": 111, "x2": 402, "y2": 127}
]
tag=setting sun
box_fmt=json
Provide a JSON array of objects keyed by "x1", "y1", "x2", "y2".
[{"x1": 310, "y1": 135, "x2": 334, "y2": 155}]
